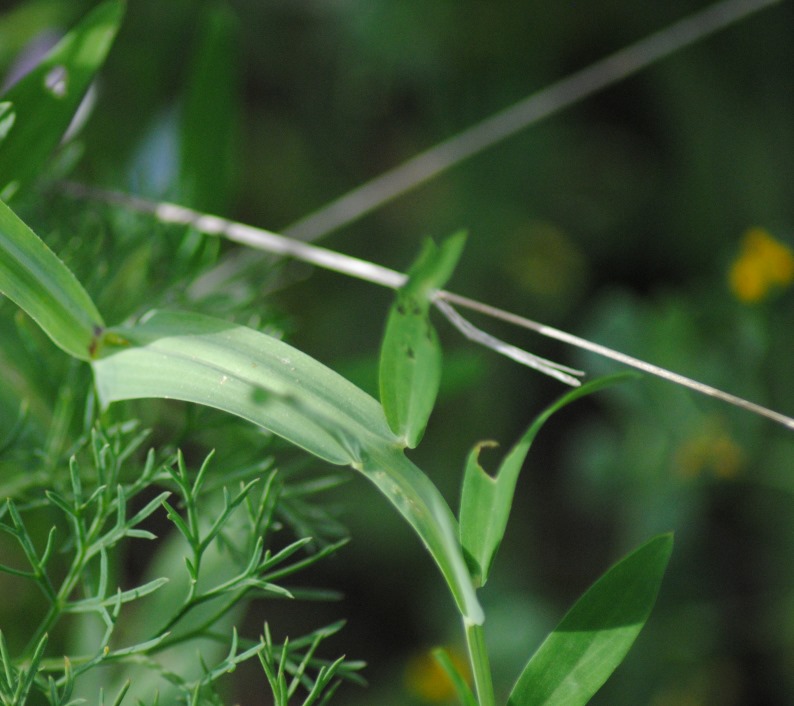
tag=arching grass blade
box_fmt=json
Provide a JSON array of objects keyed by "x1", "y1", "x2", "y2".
[{"x1": 507, "y1": 533, "x2": 673, "y2": 706}]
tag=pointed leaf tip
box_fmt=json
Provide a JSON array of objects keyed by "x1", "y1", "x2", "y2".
[
  {"x1": 379, "y1": 233, "x2": 466, "y2": 447},
  {"x1": 0, "y1": 199, "x2": 104, "y2": 360},
  {"x1": 459, "y1": 374, "x2": 633, "y2": 587},
  {"x1": 508, "y1": 533, "x2": 673, "y2": 706}
]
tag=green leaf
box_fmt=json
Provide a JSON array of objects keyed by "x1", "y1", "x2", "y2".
[
  {"x1": 109, "y1": 680, "x2": 131, "y2": 706},
  {"x1": 93, "y1": 309, "x2": 395, "y2": 466},
  {"x1": 431, "y1": 647, "x2": 478, "y2": 706},
  {"x1": 0, "y1": 198, "x2": 104, "y2": 360},
  {"x1": 364, "y1": 446, "x2": 483, "y2": 625},
  {"x1": 0, "y1": 0, "x2": 125, "y2": 200},
  {"x1": 507, "y1": 533, "x2": 673, "y2": 706},
  {"x1": 179, "y1": 1, "x2": 240, "y2": 213},
  {"x1": 66, "y1": 577, "x2": 169, "y2": 612},
  {"x1": 0, "y1": 103, "x2": 14, "y2": 143},
  {"x1": 92, "y1": 309, "x2": 483, "y2": 624},
  {"x1": 0, "y1": 4, "x2": 72, "y2": 69},
  {"x1": 460, "y1": 374, "x2": 634, "y2": 587},
  {"x1": 18, "y1": 632, "x2": 49, "y2": 702},
  {"x1": 379, "y1": 232, "x2": 466, "y2": 448}
]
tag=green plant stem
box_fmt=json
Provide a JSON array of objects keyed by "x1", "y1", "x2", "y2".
[
  {"x1": 25, "y1": 546, "x2": 86, "y2": 655},
  {"x1": 465, "y1": 620, "x2": 495, "y2": 706}
]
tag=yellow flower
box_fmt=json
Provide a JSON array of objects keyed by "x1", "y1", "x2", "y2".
[
  {"x1": 674, "y1": 420, "x2": 744, "y2": 480},
  {"x1": 728, "y1": 227, "x2": 794, "y2": 303}
]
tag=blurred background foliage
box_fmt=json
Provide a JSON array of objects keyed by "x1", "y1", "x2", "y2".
[{"x1": 1, "y1": 0, "x2": 794, "y2": 703}]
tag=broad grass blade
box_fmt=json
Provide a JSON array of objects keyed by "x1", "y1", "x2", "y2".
[
  {"x1": 0, "y1": 199, "x2": 104, "y2": 360},
  {"x1": 0, "y1": 0, "x2": 125, "y2": 200},
  {"x1": 93, "y1": 309, "x2": 393, "y2": 466},
  {"x1": 507, "y1": 533, "x2": 673, "y2": 706},
  {"x1": 380, "y1": 233, "x2": 465, "y2": 447},
  {"x1": 459, "y1": 374, "x2": 633, "y2": 586},
  {"x1": 92, "y1": 309, "x2": 483, "y2": 623}
]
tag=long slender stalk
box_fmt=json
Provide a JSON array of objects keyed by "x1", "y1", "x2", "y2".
[
  {"x1": 60, "y1": 182, "x2": 794, "y2": 432},
  {"x1": 465, "y1": 620, "x2": 495, "y2": 706},
  {"x1": 438, "y1": 292, "x2": 794, "y2": 432},
  {"x1": 281, "y1": 0, "x2": 780, "y2": 242},
  {"x1": 56, "y1": 0, "x2": 793, "y2": 431}
]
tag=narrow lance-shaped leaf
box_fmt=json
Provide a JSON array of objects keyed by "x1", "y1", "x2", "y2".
[
  {"x1": 0, "y1": 198, "x2": 104, "y2": 360},
  {"x1": 431, "y1": 648, "x2": 478, "y2": 706},
  {"x1": 0, "y1": 0, "x2": 125, "y2": 200},
  {"x1": 92, "y1": 309, "x2": 483, "y2": 625},
  {"x1": 380, "y1": 232, "x2": 466, "y2": 448},
  {"x1": 459, "y1": 373, "x2": 634, "y2": 587},
  {"x1": 507, "y1": 533, "x2": 673, "y2": 706}
]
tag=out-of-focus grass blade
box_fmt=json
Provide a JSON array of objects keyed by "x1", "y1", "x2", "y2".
[
  {"x1": 459, "y1": 374, "x2": 633, "y2": 587},
  {"x1": 92, "y1": 308, "x2": 483, "y2": 624},
  {"x1": 431, "y1": 648, "x2": 478, "y2": 706},
  {"x1": 507, "y1": 534, "x2": 673, "y2": 706},
  {"x1": 0, "y1": 199, "x2": 104, "y2": 360},
  {"x1": 0, "y1": 2, "x2": 71, "y2": 68},
  {"x1": 379, "y1": 233, "x2": 466, "y2": 448},
  {"x1": 0, "y1": 103, "x2": 14, "y2": 142},
  {"x1": 179, "y1": 1, "x2": 240, "y2": 213},
  {"x1": 0, "y1": 0, "x2": 125, "y2": 200}
]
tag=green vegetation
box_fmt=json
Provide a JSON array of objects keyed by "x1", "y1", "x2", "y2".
[{"x1": 1, "y1": 1, "x2": 792, "y2": 703}]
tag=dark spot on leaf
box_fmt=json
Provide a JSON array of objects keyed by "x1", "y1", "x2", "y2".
[
  {"x1": 88, "y1": 325, "x2": 105, "y2": 358},
  {"x1": 406, "y1": 347, "x2": 416, "y2": 360},
  {"x1": 397, "y1": 304, "x2": 407, "y2": 315}
]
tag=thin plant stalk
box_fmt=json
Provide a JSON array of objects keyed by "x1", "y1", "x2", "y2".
[
  {"x1": 465, "y1": 621, "x2": 495, "y2": 706},
  {"x1": 60, "y1": 182, "x2": 794, "y2": 432},
  {"x1": 280, "y1": 0, "x2": 780, "y2": 242},
  {"x1": 438, "y1": 292, "x2": 794, "y2": 432}
]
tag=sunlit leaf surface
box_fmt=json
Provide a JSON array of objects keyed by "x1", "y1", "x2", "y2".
[{"x1": 508, "y1": 534, "x2": 673, "y2": 706}]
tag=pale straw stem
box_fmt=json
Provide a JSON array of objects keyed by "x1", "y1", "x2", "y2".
[
  {"x1": 438, "y1": 291, "x2": 794, "y2": 431},
  {"x1": 59, "y1": 182, "x2": 794, "y2": 432},
  {"x1": 282, "y1": 0, "x2": 780, "y2": 242}
]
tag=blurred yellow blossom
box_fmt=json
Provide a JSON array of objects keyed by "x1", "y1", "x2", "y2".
[
  {"x1": 728, "y1": 227, "x2": 794, "y2": 303},
  {"x1": 674, "y1": 419, "x2": 745, "y2": 479},
  {"x1": 504, "y1": 220, "x2": 588, "y2": 306},
  {"x1": 404, "y1": 647, "x2": 470, "y2": 703}
]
